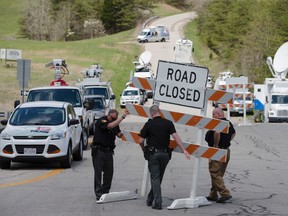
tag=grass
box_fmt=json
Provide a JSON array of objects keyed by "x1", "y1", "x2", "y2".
[
  {"x1": 0, "y1": 1, "x2": 184, "y2": 111},
  {"x1": 0, "y1": 0, "x2": 22, "y2": 38}
]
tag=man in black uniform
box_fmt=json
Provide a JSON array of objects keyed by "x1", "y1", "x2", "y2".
[
  {"x1": 138, "y1": 105, "x2": 191, "y2": 210},
  {"x1": 206, "y1": 107, "x2": 236, "y2": 203},
  {"x1": 92, "y1": 109, "x2": 128, "y2": 201}
]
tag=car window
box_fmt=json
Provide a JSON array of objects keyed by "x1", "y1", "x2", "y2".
[
  {"x1": 27, "y1": 89, "x2": 82, "y2": 107},
  {"x1": 10, "y1": 107, "x2": 65, "y2": 126}
]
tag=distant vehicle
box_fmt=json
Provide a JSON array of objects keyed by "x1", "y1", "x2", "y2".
[
  {"x1": 174, "y1": 38, "x2": 194, "y2": 64},
  {"x1": 213, "y1": 71, "x2": 233, "y2": 91},
  {"x1": 84, "y1": 95, "x2": 107, "y2": 133},
  {"x1": 132, "y1": 51, "x2": 154, "y2": 98},
  {"x1": 15, "y1": 59, "x2": 92, "y2": 150},
  {"x1": 84, "y1": 84, "x2": 116, "y2": 110},
  {"x1": 76, "y1": 63, "x2": 116, "y2": 111},
  {"x1": 214, "y1": 72, "x2": 252, "y2": 114},
  {"x1": 207, "y1": 74, "x2": 214, "y2": 88},
  {"x1": 137, "y1": 25, "x2": 170, "y2": 43},
  {"x1": 0, "y1": 101, "x2": 83, "y2": 169},
  {"x1": 120, "y1": 87, "x2": 144, "y2": 108},
  {"x1": 26, "y1": 86, "x2": 91, "y2": 150},
  {"x1": 254, "y1": 42, "x2": 288, "y2": 122}
]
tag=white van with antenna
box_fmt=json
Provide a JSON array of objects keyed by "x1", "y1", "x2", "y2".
[
  {"x1": 254, "y1": 42, "x2": 288, "y2": 122},
  {"x1": 133, "y1": 51, "x2": 154, "y2": 98},
  {"x1": 137, "y1": 25, "x2": 170, "y2": 43}
]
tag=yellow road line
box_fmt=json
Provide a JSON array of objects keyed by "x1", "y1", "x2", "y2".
[{"x1": 0, "y1": 169, "x2": 64, "y2": 188}]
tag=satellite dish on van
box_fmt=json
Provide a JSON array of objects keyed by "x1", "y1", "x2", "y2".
[
  {"x1": 273, "y1": 42, "x2": 288, "y2": 73},
  {"x1": 139, "y1": 51, "x2": 152, "y2": 66}
]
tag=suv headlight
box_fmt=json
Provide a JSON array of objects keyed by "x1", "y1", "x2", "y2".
[
  {"x1": 51, "y1": 131, "x2": 66, "y2": 140},
  {"x1": 1, "y1": 132, "x2": 11, "y2": 140}
]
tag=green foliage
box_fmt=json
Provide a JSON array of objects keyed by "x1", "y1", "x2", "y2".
[
  {"x1": 100, "y1": 0, "x2": 137, "y2": 34},
  {"x1": 165, "y1": 0, "x2": 193, "y2": 9},
  {"x1": 196, "y1": 0, "x2": 288, "y2": 83}
]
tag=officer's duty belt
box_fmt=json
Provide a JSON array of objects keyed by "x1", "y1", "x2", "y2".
[{"x1": 97, "y1": 145, "x2": 113, "y2": 152}]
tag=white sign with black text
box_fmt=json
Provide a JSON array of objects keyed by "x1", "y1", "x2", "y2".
[{"x1": 154, "y1": 60, "x2": 209, "y2": 108}]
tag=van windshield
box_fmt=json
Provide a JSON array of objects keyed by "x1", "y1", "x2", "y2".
[
  {"x1": 272, "y1": 95, "x2": 288, "y2": 104},
  {"x1": 27, "y1": 89, "x2": 82, "y2": 107},
  {"x1": 85, "y1": 88, "x2": 108, "y2": 99}
]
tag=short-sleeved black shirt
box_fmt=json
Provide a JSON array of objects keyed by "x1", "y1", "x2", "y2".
[
  {"x1": 139, "y1": 116, "x2": 176, "y2": 149},
  {"x1": 92, "y1": 116, "x2": 120, "y2": 148},
  {"x1": 218, "y1": 118, "x2": 235, "y2": 149}
]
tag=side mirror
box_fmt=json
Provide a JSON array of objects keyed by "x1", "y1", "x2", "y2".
[
  {"x1": 69, "y1": 119, "x2": 79, "y2": 126},
  {"x1": 111, "y1": 95, "x2": 116, "y2": 100},
  {"x1": 1, "y1": 119, "x2": 8, "y2": 126},
  {"x1": 14, "y1": 100, "x2": 20, "y2": 108}
]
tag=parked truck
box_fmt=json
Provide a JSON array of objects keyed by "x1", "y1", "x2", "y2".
[
  {"x1": 254, "y1": 42, "x2": 288, "y2": 123},
  {"x1": 137, "y1": 25, "x2": 169, "y2": 43}
]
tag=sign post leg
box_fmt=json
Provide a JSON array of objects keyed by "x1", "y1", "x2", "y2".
[{"x1": 168, "y1": 101, "x2": 211, "y2": 209}]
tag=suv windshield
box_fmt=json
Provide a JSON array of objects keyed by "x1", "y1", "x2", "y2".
[
  {"x1": 10, "y1": 107, "x2": 65, "y2": 126},
  {"x1": 85, "y1": 87, "x2": 108, "y2": 99},
  {"x1": 124, "y1": 90, "x2": 138, "y2": 96},
  {"x1": 90, "y1": 98, "x2": 104, "y2": 110},
  {"x1": 27, "y1": 89, "x2": 82, "y2": 107}
]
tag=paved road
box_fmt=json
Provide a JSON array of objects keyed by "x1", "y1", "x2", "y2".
[{"x1": 1, "y1": 121, "x2": 287, "y2": 216}]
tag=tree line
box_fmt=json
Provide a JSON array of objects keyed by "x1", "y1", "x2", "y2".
[
  {"x1": 19, "y1": 0, "x2": 192, "y2": 41},
  {"x1": 196, "y1": 0, "x2": 288, "y2": 83}
]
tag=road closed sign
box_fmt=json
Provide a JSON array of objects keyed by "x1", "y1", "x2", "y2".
[{"x1": 154, "y1": 60, "x2": 209, "y2": 108}]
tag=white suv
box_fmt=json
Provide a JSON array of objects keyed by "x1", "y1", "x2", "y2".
[
  {"x1": 120, "y1": 87, "x2": 144, "y2": 108},
  {"x1": 0, "y1": 101, "x2": 83, "y2": 169},
  {"x1": 26, "y1": 86, "x2": 91, "y2": 149}
]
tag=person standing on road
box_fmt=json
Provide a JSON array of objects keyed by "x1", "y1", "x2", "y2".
[
  {"x1": 206, "y1": 107, "x2": 236, "y2": 203},
  {"x1": 138, "y1": 105, "x2": 191, "y2": 210},
  {"x1": 91, "y1": 109, "x2": 128, "y2": 201}
]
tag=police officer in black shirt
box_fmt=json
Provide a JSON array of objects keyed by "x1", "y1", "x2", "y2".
[
  {"x1": 92, "y1": 109, "x2": 128, "y2": 201},
  {"x1": 138, "y1": 105, "x2": 190, "y2": 210}
]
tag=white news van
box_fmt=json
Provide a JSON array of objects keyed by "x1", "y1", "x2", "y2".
[
  {"x1": 254, "y1": 42, "x2": 288, "y2": 123},
  {"x1": 137, "y1": 25, "x2": 169, "y2": 43}
]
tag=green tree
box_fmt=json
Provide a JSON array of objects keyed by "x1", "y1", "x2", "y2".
[{"x1": 101, "y1": 0, "x2": 137, "y2": 34}]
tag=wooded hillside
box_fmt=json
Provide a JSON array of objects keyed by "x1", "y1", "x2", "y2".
[{"x1": 197, "y1": 0, "x2": 288, "y2": 83}]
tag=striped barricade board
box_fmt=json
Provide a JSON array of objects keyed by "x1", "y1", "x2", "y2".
[
  {"x1": 126, "y1": 104, "x2": 229, "y2": 133},
  {"x1": 234, "y1": 92, "x2": 253, "y2": 98},
  {"x1": 218, "y1": 103, "x2": 253, "y2": 109},
  {"x1": 121, "y1": 130, "x2": 227, "y2": 162},
  {"x1": 219, "y1": 83, "x2": 254, "y2": 90},
  {"x1": 130, "y1": 77, "x2": 233, "y2": 104}
]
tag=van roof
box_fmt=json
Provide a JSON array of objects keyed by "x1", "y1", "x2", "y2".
[{"x1": 30, "y1": 86, "x2": 80, "y2": 90}]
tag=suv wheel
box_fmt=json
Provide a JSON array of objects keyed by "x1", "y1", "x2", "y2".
[
  {"x1": 0, "y1": 160, "x2": 11, "y2": 169},
  {"x1": 73, "y1": 137, "x2": 83, "y2": 161},
  {"x1": 60, "y1": 145, "x2": 72, "y2": 168},
  {"x1": 82, "y1": 129, "x2": 88, "y2": 150}
]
